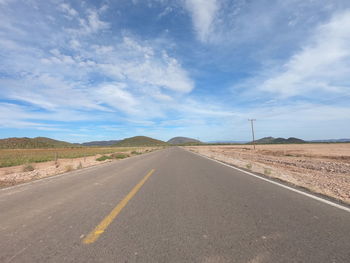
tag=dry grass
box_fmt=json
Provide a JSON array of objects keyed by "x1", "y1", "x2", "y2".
[
  {"x1": 65, "y1": 165, "x2": 74, "y2": 172},
  {"x1": 23, "y1": 164, "x2": 35, "y2": 172},
  {"x1": 0, "y1": 147, "x2": 161, "y2": 187},
  {"x1": 216, "y1": 143, "x2": 350, "y2": 159},
  {"x1": 0, "y1": 147, "x2": 135, "y2": 168}
]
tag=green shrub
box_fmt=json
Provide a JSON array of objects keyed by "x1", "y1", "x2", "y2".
[
  {"x1": 96, "y1": 155, "x2": 112, "y2": 161},
  {"x1": 0, "y1": 147, "x2": 130, "y2": 168},
  {"x1": 23, "y1": 164, "x2": 34, "y2": 172},
  {"x1": 264, "y1": 168, "x2": 272, "y2": 175},
  {"x1": 131, "y1": 151, "x2": 142, "y2": 155},
  {"x1": 246, "y1": 163, "x2": 252, "y2": 170},
  {"x1": 112, "y1": 153, "x2": 128, "y2": 159}
]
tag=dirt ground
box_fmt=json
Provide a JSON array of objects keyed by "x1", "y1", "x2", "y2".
[
  {"x1": 0, "y1": 148, "x2": 157, "y2": 187},
  {"x1": 186, "y1": 144, "x2": 350, "y2": 204}
]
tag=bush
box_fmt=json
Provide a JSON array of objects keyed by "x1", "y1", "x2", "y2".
[
  {"x1": 96, "y1": 155, "x2": 112, "y2": 161},
  {"x1": 264, "y1": 168, "x2": 272, "y2": 175},
  {"x1": 131, "y1": 151, "x2": 142, "y2": 155},
  {"x1": 246, "y1": 163, "x2": 252, "y2": 170},
  {"x1": 23, "y1": 164, "x2": 35, "y2": 172},
  {"x1": 112, "y1": 153, "x2": 128, "y2": 159}
]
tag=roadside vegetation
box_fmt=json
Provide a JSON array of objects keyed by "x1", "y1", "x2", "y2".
[
  {"x1": 0, "y1": 147, "x2": 162, "y2": 187},
  {"x1": 96, "y1": 153, "x2": 130, "y2": 162},
  {"x1": 0, "y1": 147, "x2": 134, "y2": 168}
]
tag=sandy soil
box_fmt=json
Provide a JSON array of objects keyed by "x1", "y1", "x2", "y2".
[
  {"x1": 0, "y1": 148, "x2": 157, "y2": 187},
  {"x1": 186, "y1": 144, "x2": 350, "y2": 204}
]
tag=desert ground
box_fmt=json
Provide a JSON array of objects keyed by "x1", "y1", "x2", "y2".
[
  {"x1": 0, "y1": 147, "x2": 159, "y2": 187},
  {"x1": 186, "y1": 144, "x2": 350, "y2": 204}
]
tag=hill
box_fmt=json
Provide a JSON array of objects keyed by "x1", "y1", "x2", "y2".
[
  {"x1": 207, "y1": 140, "x2": 248, "y2": 144},
  {"x1": 167, "y1": 137, "x2": 202, "y2": 145},
  {"x1": 252, "y1": 137, "x2": 305, "y2": 144},
  {"x1": 308, "y1": 139, "x2": 350, "y2": 143},
  {"x1": 112, "y1": 136, "x2": 168, "y2": 147},
  {"x1": 81, "y1": 140, "x2": 120, "y2": 147},
  {"x1": 0, "y1": 137, "x2": 76, "y2": 149}
]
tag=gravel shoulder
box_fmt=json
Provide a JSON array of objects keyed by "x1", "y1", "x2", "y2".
[{"x1": 186, "y1": 144, "x2": 350, "y2": 204}]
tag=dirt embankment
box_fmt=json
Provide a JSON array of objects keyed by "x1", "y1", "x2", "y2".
[
  {"x1": 186, "y1": 144, "x2": 350, "y2": 204},
  {"x1": 0, "y1": 148, "x2": 157, "y2": 187}
]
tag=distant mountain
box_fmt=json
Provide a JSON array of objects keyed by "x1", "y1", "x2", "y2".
[
  {"x1": 308, "y1": 139, "x2": 350, "y2": 143},
  {"x1": 81, "y1": 140, "x2": 120, "y2": 147},
  {"x1": 112, "y1": 136, "x2": 168, "y2": 147},
  {"x1": 167, "y1": 137, "x2": 202, "y2": 145},
  {"x1": 0, "y1": 137, "x2": 76, "y2": 149},
  {"x1": 252, "y1": 137, "x2": 305, "y2": 144},
  {"x1": 207, "y1": 140, "x2": 248, "y2": 144}
]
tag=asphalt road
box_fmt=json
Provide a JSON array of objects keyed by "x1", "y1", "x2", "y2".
[{"x1": 0, "y1": 147, "x2": 349, "y2": 262}]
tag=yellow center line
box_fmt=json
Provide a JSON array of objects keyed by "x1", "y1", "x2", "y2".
[{"x1": 83, "y1": 169, "x2": 155, "y2": 244}]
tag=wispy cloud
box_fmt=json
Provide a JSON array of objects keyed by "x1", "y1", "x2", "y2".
[
  {"x1": 259, "y1": 10, "x2": 350, "y2": 97},
  {"x1": 0, "y1": 0, "x2": 197, "y2": 134},
  {"x1": 183, "y1": 0, "x2": 220, "y2": 42},
  {"x1": 0, "y1": 0, "x2": 349, "y2": 141},
  {"x1": 59, "y1": 3, "x2": 78, "y2": 19}
]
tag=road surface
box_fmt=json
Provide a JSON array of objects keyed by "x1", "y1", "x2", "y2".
[{"x1": 0, "y1": 147, "x2": 349, "y2": 262}]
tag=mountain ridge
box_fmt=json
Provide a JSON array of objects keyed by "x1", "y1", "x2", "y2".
[
  {"x1": 112, "y1": 136, "x2": 168, "y2": 147},
  {"x1": 167, "y1": 137, "x2": 202, "y2": 145},
  {"x1": 252, "y1": 137, "x2": 305, "y2": 144},
  {"x1": 0, "y1": 137, "x2": 76, "y2": 149},
  {"x1": 81, "y1": 140, "x2": 120, "y2": 147}
]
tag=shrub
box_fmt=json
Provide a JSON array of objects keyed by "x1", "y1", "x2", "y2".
[
  {"x1": 96, "y1": 155, "x2": 112, "y2": 161},
  {"x1": 112, "y1": 153, "x2": 128, "y2": 159},
  {"x1": 264, "y1": 168, "x2": 272, "y2": 175},
  {"x1": 131, "y1": 151, "x2": 142, "y2": 155},
  {"x1": 23, "y1": 164, "x2": 35, "y2": 172},
  {"x1": 246, "y1": 163, "x2": 252, "y2": 170}
]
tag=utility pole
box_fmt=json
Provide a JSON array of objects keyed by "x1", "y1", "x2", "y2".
[{"x1": 248, "y1": 119, "x2": 256, "y2": 150}]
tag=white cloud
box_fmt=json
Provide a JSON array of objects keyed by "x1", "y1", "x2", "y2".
[
  {"x1": 183, "y1": 0, "x2": 219, "y2": 42},
  {"x1": 1, "y1": 74, "x2": 108, "y2": 112},
  {"x1": 0, "y1": 103, "x2": 82, "y2": 131},
  {"x1": 87, "y1": 9, "x2": 108, "y2": 31},
  {"x1": 93, "y1": 44, "x2": 114, "y2": 54},
  {"x1": 41, "y1": 49, "x2": 76, "y2": 65},
  {"x1": 59, "y1": 3, "x2": 78, "y2": 19},
  {"x1": 120, "y1": 50, "x2": 194, "y2": 93},
  {"x1": 259, "y1": 10, "x2": 350, "y2": 97},
  {"x1": 0, "y1": 12, "x2": 195, "y2": 123},
  {"x1": 95, "y1": 83, "x2": 139, "y2": 114},
  {"x1": 93, "y1": 37, "x2": 194, "y2": 94},
  {"x1": 69, "y1": 39, "x2": 81, "y2": 49},
  {"x1": 99, "y1": 4, "x2": 108, "y2": 13},
  {"x1": 61, "y1": 6, "x2": 109, "y2": 35}
]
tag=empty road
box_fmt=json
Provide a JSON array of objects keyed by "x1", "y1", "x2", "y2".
[{"x1": 1, "y1": 147, "x2": 349, "y2": 262}]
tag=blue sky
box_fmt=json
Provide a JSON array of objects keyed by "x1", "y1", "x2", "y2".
[{"x1": 1, "y1": 0, "x2": 350, "y2": 142}]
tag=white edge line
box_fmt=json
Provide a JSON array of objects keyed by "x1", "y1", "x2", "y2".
[{"x1": 185, "y1": 148, "x2": 350, "y2": 213}]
